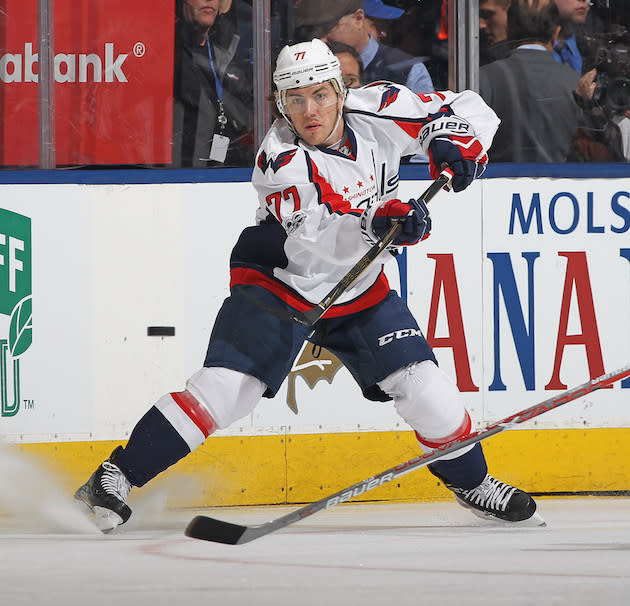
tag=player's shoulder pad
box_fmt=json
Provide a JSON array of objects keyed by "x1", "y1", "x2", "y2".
[
  {"x1": 344, "y1": 81, "x2": 416, "y2": 116},
  {"x1": 254, "y1": 120, "x2": 304, "y2": 179}
]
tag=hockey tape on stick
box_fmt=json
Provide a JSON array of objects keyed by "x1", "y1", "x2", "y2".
[
  {"x1": 287, "y1": 168, "x2": 453, "y2": 327},
  {"x1": 184, "y1": 362, "x2": 630, "y2": 545}
]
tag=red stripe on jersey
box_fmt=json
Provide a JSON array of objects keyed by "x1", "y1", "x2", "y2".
[
  {"x1": 392, "y1": 119, "x2": 423, "y2": 139},
  {"x1": 170, "y1": 390, "x2": 217, "y2": 438},
  {"x1": 230, "y1": 267, "x2": 390, "y2": 318},
  {"x1": 415, "y1": 410, "x2": 472, "y2": 448},
  {"x1": 308, "y1": 158, "x2": 357, "y2": 214}
]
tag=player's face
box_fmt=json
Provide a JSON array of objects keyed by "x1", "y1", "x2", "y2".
[
  {"x1": 285, "y1": 82, "x2": 344, "y2": 146},
  {"x1": 479, "y1": 1, "x2": 509, "y2": 45},
  {"x1": 336, "y1": 52, "x2": 362, "y2": 89},
  {"x1": 554, "y1": 0, "x2": 589, "y2": 25},
  {"x1": 183, "y1": 0, "x2": 220, "y2": 30}
]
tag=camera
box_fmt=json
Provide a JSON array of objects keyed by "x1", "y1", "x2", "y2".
[{"x1": 590, "y1": 30, "x2": 630, "y2": 114}]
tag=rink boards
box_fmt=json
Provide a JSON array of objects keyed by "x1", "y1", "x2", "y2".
[{"x1": 1, "y1": 175, "x2": 629, "y2": 505}]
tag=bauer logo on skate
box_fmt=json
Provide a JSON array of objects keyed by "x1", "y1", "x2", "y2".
[{"x1": 0, "y1": 209, "x2": 32, "y2": 418}]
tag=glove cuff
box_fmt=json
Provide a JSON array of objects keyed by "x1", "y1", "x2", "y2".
[
  {"x1": 361, "y1": 198, "x2": 391, "y2": 245},
  {"x1": 419, "y1": 115, "x2": 475, "y2": 154}
]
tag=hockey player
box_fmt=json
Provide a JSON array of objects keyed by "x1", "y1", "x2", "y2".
[{"x1": 75, "y1": 38, "x2": 540, "y2": 532}]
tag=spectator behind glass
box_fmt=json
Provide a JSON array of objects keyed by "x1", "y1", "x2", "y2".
[
  {"x1": 479, "y1": 0, "x2": 512, "y2": 65},
  {"x1": 553, "y1": 0, "x2": 590, "y2": 73},
  {"x1": 294, "y1": 0, "x2": 435, "y2": 95},
  {"x1": 327, "y1": 40, "x2": 364, "y2": 88},
  {"x1": 363, "y1": 0, "x2": 404, "y2": 45},
  {"x1": 570, "y1": 31, "x2": 630, "y2": 161},
  {"x1": 172, "y1": 0, "x2": 254, "y2": 167},
  {"x1": 479, "y1": 0, "x2": 581, "y2": 162}
]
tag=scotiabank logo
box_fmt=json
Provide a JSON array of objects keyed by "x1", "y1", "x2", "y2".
[{"x1": 0, "y1": 42, "x2": 133, "y2": 83}]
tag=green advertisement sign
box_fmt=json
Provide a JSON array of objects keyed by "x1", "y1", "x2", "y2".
[{"x1": 0, "y1": 208, "x2": 32, "y2": 417}]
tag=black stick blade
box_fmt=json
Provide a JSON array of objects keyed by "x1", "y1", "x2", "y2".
[
  {"x1": 185, "y1": 515, "x2": 248, "y2": 545},
  {"x1": 288, "y1": 305, "x2": 325, "y2": 327}
]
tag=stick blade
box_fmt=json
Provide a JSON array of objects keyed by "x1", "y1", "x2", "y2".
[
  {"x1": 288, "y1": 306, "x2": 324, "y2": 327},
  {"x1": 185, "y1": 515, "x2": 249, "y2": 545}
]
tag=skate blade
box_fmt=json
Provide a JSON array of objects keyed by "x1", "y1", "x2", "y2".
[
  {"x1": 466, "y1": 506, "x2": 547, "y2": 527},
  {"x1": 92, "y1": 506, "x2": 124, "y2": 533}
]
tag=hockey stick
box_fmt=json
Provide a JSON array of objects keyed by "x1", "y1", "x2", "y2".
[
  {"x1": 185, "y1": 362, "x2": 630, "y2": 545},
  {"x1": 287, "y1": 169, "x2": 453, "y2": 327}
]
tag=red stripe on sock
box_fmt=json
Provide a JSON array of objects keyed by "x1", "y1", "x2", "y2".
[
  {"x1": 170, "y1": 390, "x2": 217, "y2": 438},
  {"x1": 415, "y1": 410, "x2": 472, "y2": 449}
]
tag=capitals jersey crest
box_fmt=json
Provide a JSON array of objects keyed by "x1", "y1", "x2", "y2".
[
  {"x1": 378, "y1": 84, "x2": 400, "y2": 111},
  {"x1": 257, "y1": 148, "x2": 298, "y2": 173}
]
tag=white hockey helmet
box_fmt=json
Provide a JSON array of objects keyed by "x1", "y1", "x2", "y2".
[{"x1": 273, "y1": 38, "x2": 346, "y2": 120}]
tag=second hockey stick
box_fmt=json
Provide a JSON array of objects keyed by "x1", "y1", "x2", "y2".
[{"x1": 185, "y1": 362, "x2": 630, "y2": 545}]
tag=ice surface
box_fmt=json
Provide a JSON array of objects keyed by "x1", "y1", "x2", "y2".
[{"x1": 1, "y1": 493, "x2": 629, "y2": 606}]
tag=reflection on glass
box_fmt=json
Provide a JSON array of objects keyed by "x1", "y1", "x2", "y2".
[
  {"x1": 2, "y1": 1, "x2": 629, "y2": 168},
  {"x1": 478, "y1": 0, "x2": 630, "y2": 163},
  {"x1": 172, "y1": 0, "x2": 254, "y2": 168}
]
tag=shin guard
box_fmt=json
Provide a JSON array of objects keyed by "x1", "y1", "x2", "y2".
[{"x1": 115, "y1": 390, "x2": 217, "y2": 487}]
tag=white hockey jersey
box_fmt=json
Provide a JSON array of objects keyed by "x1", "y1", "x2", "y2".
[{"x1": 230, "y1": 82, "x2": 499, "y2": 317}]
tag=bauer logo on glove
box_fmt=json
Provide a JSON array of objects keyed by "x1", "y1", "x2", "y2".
[
  {"x1": 419, "y1": 119, "x2": 471, "y2": 143},
  {"x1": 419, "y1": 115, "x2": 489, "y2": 193},
  {"x1": 372, "y1": 197, "x2": 432, "y2": 246}
]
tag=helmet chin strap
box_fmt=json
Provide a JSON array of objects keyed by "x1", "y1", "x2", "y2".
[{"x1": 321, "y1": 107, "x2": 345, "y2": 146}]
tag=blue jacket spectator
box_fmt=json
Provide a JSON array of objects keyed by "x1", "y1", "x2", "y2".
[{"x1": 294, "y1": 0, "x2": 434, "y2": 95}]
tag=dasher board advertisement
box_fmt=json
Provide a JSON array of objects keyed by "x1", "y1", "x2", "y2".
[{"x1": 0, "y1": 1, "x2": 174, "y2": 166}]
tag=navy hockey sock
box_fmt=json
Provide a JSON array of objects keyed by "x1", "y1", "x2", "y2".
[
  {"x1": 114, "y1": 406, "x2": 191, "y2": 487},
  {"x1": 427, "y1": 442, "x2": 487, "y2": 490}
]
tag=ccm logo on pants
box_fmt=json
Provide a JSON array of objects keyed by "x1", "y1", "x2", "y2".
[{"x1": 378, "y1": 328, "x2": 423, "y2": 346}]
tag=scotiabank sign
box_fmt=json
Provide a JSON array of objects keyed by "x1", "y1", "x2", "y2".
[{"x1": 0, "y1": 1, "x2": 174, "y2": 166}]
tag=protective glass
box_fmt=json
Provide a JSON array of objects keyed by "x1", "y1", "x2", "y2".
[
  {"x1": 343, "y1": 74, "x2": 361, "y2": 89},
  {"x1": 608, "y1": 78, "x2": 630, "y2": 112}
]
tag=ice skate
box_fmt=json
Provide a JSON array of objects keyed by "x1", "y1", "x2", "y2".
[
  {"x1": 435, "y1": 471, "x2": 546, "y2": 526},
  {"x1": 74, "y1": 446, "x2": 132, "y2": 532}
]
